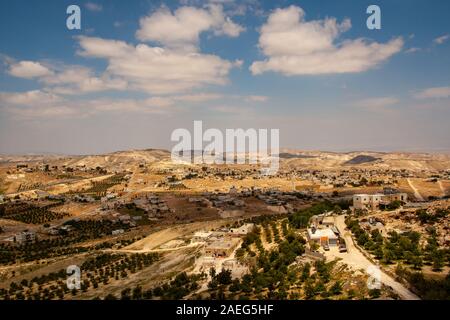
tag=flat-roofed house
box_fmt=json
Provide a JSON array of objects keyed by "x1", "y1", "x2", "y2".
[
  {"x1": 14, "y1": 231, "x2": 36, "y2": 244},
  {"x1": 229, "y1": 223, "x2": 254, "y2": 237},
  {"x1": 322, "y1": 216, "x2": 335, "y2": 228},
  {"x1": 205, "y1": 238, "x2": 240, "y2": 257},
  {"x1": 353, "y1": 194, "x2": 384, "y2": 210},
  {"x1": 307, "y1": 227, "x2": 339, "y2": 247},
  {"x1": 353, "y1": 192, "x2": 408, "y2": 211}
]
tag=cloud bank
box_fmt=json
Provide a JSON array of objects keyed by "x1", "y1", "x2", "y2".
[{"x1": 250, "y1": 6, "x2": 403, "y2": 76}]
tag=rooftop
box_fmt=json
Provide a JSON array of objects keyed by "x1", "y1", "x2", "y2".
[{"x1": 307, "y1": 228, "x2": 338, "y2": 240}]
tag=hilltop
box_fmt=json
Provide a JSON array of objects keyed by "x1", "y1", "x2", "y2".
[{"x1": 1, "y1": 149, "x2": 450, "y2": 172}]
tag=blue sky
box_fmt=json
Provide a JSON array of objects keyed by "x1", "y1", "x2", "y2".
[{"x1": 0, "y1": 0, "x2": 449, "y2": 154}]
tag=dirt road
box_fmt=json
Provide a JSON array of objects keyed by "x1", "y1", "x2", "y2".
[
  {"x1": 407, "y1": 178, "x2": 425, "y2": 201},
  {"x1": 111, "y1": 242, "x2": 201, "y2": 254},
  {"x1": 438, "y1": 180, "x2": 446, "y2": 197},
  {"x1": 120, "y1": 220, "x2": 226, "y2": 252},
  {"x1": 328, "y1": 215, "x2": 420, "y2": 300}
]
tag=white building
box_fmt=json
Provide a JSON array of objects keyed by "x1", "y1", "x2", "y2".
[
  {"x1": 307, "y1": 227, "x2": 339, "y2": 247},
  {"x1": 353, "y1": 194, "x2": 384, "y2": 210},
  {"x1": 14, "y1": 231, "x2": 36, "y2": 244},
  {"x1": 229, "y1": 223, "x2": 254, "y2": 237},
  {"x1": 112, "y1": 229, "x2": 124, "y2": 236},
  {"x1": 353, "y1": 192, "x2": 408, "y2": 211}
]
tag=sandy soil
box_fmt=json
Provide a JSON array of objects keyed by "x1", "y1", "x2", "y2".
[
  {"x1": 121, "y1": 220, "x2": 228, "y2": 251},
  {"x1": 407, "y1": 178, "x2": 425, "y2": 201}
]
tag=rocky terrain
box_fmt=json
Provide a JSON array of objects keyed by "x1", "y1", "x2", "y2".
[{"x1": 1, "y1": 149, "x2": 449, "y2": 172}]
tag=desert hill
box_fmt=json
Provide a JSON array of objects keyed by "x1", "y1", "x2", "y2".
[{"x1": 1, "y1": 149, "x2": 449, "y2": 172}]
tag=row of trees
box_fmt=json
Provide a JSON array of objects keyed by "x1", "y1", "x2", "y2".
[
  {"x1": 346, "y1": 217, "x2": 450, "y2": 300},
  {"x1": 288, "y1": 201, "x2": 335, "y2": 229},
  {"x1": 0, "y1": 220, "x2": 130, "y2": 264},
  {"x1": 395, "y1": 265, "x2": 450, "y2": 300},
  {"x1": 208, "y1": 216, "x2": 310, "y2": 299},
  {"x1": 0, "y1": 200, "x2": 67, "y2": 224},
  {"x1": 119, "y1": 272, "x2": 205, "y2": 300},
  {"x1": 346, "y1": 218, "x2": 449, "y2": 271},
  {"x1": 416, "y1": 207, "x2": 449, "y2": 224},
  {"x1": 69, "y1": 174, "x2": 125, "y2": 198},
  {"x1": 1, "y1": 253, "x2": 159, "y2": 300}
]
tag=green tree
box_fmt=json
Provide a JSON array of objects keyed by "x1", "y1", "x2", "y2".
[
  {"x1": 216, "y1": 269, "x2": 232, "y2": 285},
  {"x1": 329, "y1": 281, "x2": 342, "y2": 295},
  {"x1": 432, "y1": 250, "x2": 445, "y2": 271}
]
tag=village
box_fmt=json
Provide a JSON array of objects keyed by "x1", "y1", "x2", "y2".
[{"x1": 0, "y1": 150, "x2": 449, "y2": 300}]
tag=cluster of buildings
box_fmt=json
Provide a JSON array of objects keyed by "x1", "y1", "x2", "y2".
[
  {"x1": 209, "y1": 193, "x2": 245, "y2": 209},
  {"x1": 191, "y1": 223, "x2": 255, "y2": 258},
  {"x1": 306, "y1": 213, "x2": 345, "y2": 251},
  {"x1": 278, "y1": 168, "x2": 417, "y2": 189},
  {"x1": 190, "y1": 223, "x2": 254, "y2": 278},
  {"x1": 360, "y1": 217, "x2": 386, "y2": 235},
  {"x1": 307, "y1": 227, "x2": 340, "y2": 248},
  {"x1": 12, "y1": 230, "x2": 36, "y2": 244},
  {"x1": 131, "y1": 194, "x2": 172, "y2": 217},
  {"x1": 98, "y1": 193, "x2": 172, "y2": 221},
  {"x1": 183, "y1": 187, "x2": 304, "y2": 216},
  {"x1": 1, "y1": 229, "x2": 38, "y2": 245}
]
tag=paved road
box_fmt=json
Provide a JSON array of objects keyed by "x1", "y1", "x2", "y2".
[{"x1": 327, "y1": 215, "x2": 420, "y2": 300}]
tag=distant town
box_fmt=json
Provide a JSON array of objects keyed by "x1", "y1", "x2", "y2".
[{"x1": 0, "y1": 149, "x2": 448, "y2": 300}]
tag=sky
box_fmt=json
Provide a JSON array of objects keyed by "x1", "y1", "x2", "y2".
[{"x1": 0, "y1": 0, "x2": 449, "y2": 155}]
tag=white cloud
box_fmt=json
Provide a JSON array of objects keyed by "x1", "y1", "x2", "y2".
[
  {"x1": 0, "y1": 89, "x2": 227, "y2": 119},
  {"x1": 77, "y1": 36, "x2": 240, "y2": 94},
  {"x1": 433, "y1": 34, "x2": 449, "y2": 45},
  {"x1": 0, "y1": 90, "x2": 62, "y2": 106},
  {"x1": 405, "y1": 47, "x2": 421, "y2": 54},
  {"x1": 219, "y1": 16, "x2": 245, "y2": 37},
  {"x1": 6, "y1": 106, "x2": 77, "y2": 118},
  {"x1": 8, "y1": 60, "x2": 128, "y2": 95},
  {"x1": 250, "y1": 6, "x2": 403, "y2": 76},
  {"x1": 0, "y1": 90, "x2": 76, "y2": 119},
  {"x1": 414, "y1": 86, "x2": 450, "y2": 99},
  {"x1": 8, "y1": 61, "x2": 53, "y2": 79},
  {"x1": 0, "y1": 91, "x2": 176, "y2": 119},
  {"x1": 76, "y1": 37, "x2": 133, "y2": 58},
  {"x1": 136, "y1": 4, "x2": 244, "y2": 52},
  {"x1": 85, "y1": 2, "x2": 103, "y2": 12},
  {"x1": 4, "y1": 5, "x2": 242, "y2": 99},
  {"x1": 245, "y1": 95, "x2": 268, "y2": 102},
  {"x1": 89, "y1": 97, "x2": 173, "y2": 114},
  {"x1": 355, "y1": 97, "x2": 399, "y2": 109},
  {"x1": 173, "y1": 93, "x2": 223, "y2": 102},
  {"x1": 43, "y1": 66, "x2": 128, "y2": 95}
]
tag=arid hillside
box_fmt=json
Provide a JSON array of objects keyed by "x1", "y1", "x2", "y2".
[
  {"x1": 280, "y1": 150, "x2": 450, "y2": 171},
  {"x1": 1, "y1": 149, "x2": 449, "y2": 172}
]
